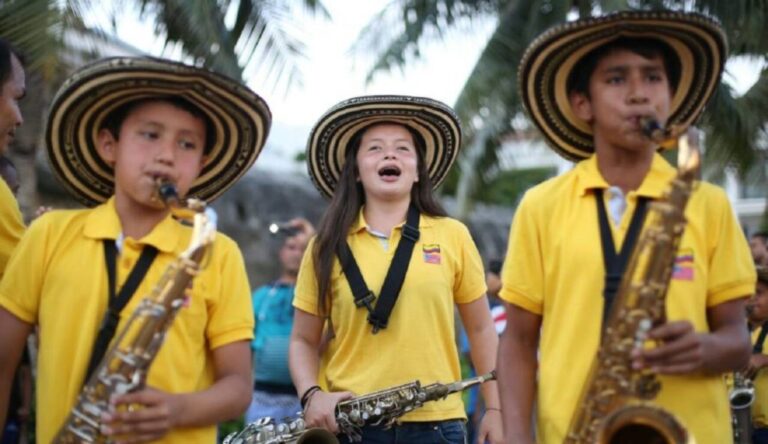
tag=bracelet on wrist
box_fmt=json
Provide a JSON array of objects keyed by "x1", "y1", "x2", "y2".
[
  {"x1": 300, "y1": 385, "x2": 322, "y2": 409},
  {"x1": 485, "y1": 407, "x2": 502, "y2": 413}
]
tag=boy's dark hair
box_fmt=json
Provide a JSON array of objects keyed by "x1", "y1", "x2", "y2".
[
  {"x1": 488, "y1": 259, "x2": 503, "y2": 275},
  {"x1": 567, "y1": 36, "x2": 681, "y2": 97},
  {"x1": 753, "y1": 231, "x2": 768, "y2": 243},
  {"x1": 0, "y1": 38, "x2": 24, "y2": 86},
  {"x1": 99, "y1": 96, "x2": 215, "y2": 154}
]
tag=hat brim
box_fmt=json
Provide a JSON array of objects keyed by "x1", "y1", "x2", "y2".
[
  {"x1": 45, "y1": 57, "x2": 271, "y2": 206},
  {"x1": 307, "y1": 95, "x2": 462, "y2": 199},
  {"x1": 519, "y1": 11, "x2": 727, "y2": 161}
]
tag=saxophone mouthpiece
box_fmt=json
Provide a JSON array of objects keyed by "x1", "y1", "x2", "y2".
[
  {"x1": 640, "y1": 117, "x2": 683, "y2": 150},
  {"x1": 155, "y1": 179, "x2": 180, "y2": 206},
  {"x1": 640, "y1": 117, "x2": 666, "y2": 142}
]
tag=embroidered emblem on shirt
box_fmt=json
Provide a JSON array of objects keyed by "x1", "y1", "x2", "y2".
[
  {"x1": 672, "y1": 249, "x2": 694, "y2": 281},
  {"x1": 423, "y1": 244, "x2": 441, "y2": 265}
]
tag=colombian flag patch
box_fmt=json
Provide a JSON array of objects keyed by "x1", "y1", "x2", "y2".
[
  {"x1": 423, "y1": 244, "x2": 441, "y2": 265},
  {"x1": 672, "y1": 248, "x2": 694, "y2": 281}
]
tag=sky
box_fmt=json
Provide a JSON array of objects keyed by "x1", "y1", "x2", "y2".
[
  {"x1": 85, "y1": 1, "x2": 495, "y2": 172},
  {"x1": 86, "y1": 1, "x2": 764, "y2": 173}
]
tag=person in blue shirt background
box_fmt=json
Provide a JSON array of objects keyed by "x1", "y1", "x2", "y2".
[
  {"x1": 460, "y1": 258, "x2": 505, "y2": 443},
  {"x1": 246, "y1": 218, "x2": 315, "y2": 423}
]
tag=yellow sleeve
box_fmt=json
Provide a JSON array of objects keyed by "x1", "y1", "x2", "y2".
[
  {"x1": 0, "y1": 179, "x2": 24, "y2": 279},
  {"x1": 452, "y1": 221, "x2": 487, "y2": 304},
  {"x1": 0, "y1": 213, "x2": 49, "y2": 323},
  {"x1": 205, "y1": 235, "x2": 255, "y2": 349},
  {"x1": 704, "y1": 186, "x2": 756, "y2": 306},
  {"x1": 293, "y1": 237, "x2": 320, "y2": 315},
  {"x1": 499, "y1": 192, "x2": 544, "y2": 315}
]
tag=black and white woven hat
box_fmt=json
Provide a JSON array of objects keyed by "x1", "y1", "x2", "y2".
[
  {"x1": 45, "y1": 57, "x2": 272, "y2": 206},
  {"x1": 519, "y1": 10, "x2": 727, "y2": 160},
  {"x1": 306, "y1": 95, "x2": 462, "y2": 199}
]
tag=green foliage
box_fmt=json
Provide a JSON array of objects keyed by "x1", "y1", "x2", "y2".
[
  {"x1": 0, "y1": 0, "x2": 66, "y2": 80},
  {"x1": 125, "y1": 0, "x2": 329, "y2": 88},
  {"x1": 355, "y1": 0, "x2": 768, "y2": 219},
  {"x1": 1, "y1": 0, "x2": 329, "y2": 90},
  {"x1": 218, "y1": 416, "x2": 245, "y2": 443},
  {"x1": 479, "y1": 166, "x2": 557, "y2": 206},
  {"x1": 352, "y1": 0, "x2": 502, "y2": 83}
]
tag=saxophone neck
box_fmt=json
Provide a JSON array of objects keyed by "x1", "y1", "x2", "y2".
[
  {"x1": 153, "y1": 179, "x2": 209, "y2": 220},
  {"x1": 423, "y1": 371, "x2": 497, "y2": 401},
  {"x1": 640, "y1": 117, "x2": 700, "y2": 181}
]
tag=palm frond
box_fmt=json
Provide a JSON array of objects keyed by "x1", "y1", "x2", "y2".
[
  {"x1": 700, "y1": 68, "x2": 768, "y2": 180},
  {"x1": 352, "y1": 0, "x2": 503, "y2": 83},
  {"x1": 236, "y1": 2, "x2": 309, "y2": 92},
  {"x1": 125, "y1": 0, "x2": 327, "y2": 89},
  {"x1": 0, "y1": 0, "x2": 63, "y2": 80},
  {"x1": 661, "y1": 0, "x2": 768, "y2": 55},
  {"x1": 446, "y1": 0, "x2": 578, "y2": 217},
  {"x1": 133, "y1": 0, "x2": 241, "y2": 79}
]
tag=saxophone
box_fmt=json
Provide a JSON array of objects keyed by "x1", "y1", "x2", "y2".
[
  {"x1": 564, "y1": 120, "x2": 699, "y2": 444},
  {"x1": 53, "y1": 181, "x2": 218, "y2": 443},
  {"x1": 730, "y1": 371, "x2": 755, "y2": 444},
  {"x1": 223, "y1": 371, "x2": 496, "y2": 444}
]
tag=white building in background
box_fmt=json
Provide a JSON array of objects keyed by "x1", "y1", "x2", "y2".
[{"x1": 496, "y1": 136, "x2": 767, "y2": 235}]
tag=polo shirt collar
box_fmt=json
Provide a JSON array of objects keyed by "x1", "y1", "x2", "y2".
[
  {"x1": 83, "y1": 197, "x2": 180, "y2": 253},
  {"x1": 349, "y1": 205, "x2": 434, "y2": 234},
  {"x1": 576, "y1": 153, "x2": 676, "y2": 199}
]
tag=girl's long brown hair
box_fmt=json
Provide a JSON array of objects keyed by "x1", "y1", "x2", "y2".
[{"x1": 312, "y1": 122, "x2": 447, "y2": 315}]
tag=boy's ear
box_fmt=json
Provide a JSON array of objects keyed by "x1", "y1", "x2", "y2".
[
  {"x1": 569, "y1": 91, "x2": 593, "y2": 123},
  {"x1": 96, "y1": 129, "x2": 118, "y2": 165},
  {"x1": 198, "y1": 154, "x2": 208, "y2": 172}
]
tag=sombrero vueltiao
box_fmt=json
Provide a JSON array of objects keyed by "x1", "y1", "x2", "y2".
[
  {"x1": 519, "y1": 10, "x2": 727, "y2": 161},
  {"x1": 307, "y1": 95, "x2": 462, "y2": 199},
  {"x1": 45, "y1": 57, "x2": 271, "y2": 206}
]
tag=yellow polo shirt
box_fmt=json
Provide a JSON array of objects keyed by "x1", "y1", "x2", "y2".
[
  {"x1": 752, "y1": 327, "x2": 768, "y2": 428},
  {"x1": 500, "y1": 153, "x2": 756, "y2": 444},
  {"x1": 0, "y1": 198, "x2": 254, "y2": 443},
  {"x1": 0, "y1": 177, "x2": 24, "y2": 277},
  {"x1": 294, "y1": 211, "x2": 486, "y2": 422}
]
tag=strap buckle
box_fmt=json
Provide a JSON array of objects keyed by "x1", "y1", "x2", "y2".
[
  {"x1": 401, "y1": 224, "x2": 420, "y2": 242},
  {"x1": 354, "y1": 290, "x2": 376, "y2": 313},
  {"x1": 367, "y1": 313, "x2": 388, "y2": 334}
]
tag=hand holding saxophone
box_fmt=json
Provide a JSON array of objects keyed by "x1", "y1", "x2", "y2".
[
  {"x1": 630, "y1": 320, "x2": 712, "y2": 374},
  {"x1": 99, "y1": 387, "x2": 183, "y2": 442},
  {"x1": 744, "y1": 353, "x2": 768, "y2": 380},
  {"x1": 302, "y1": 390, "x2": 354, "y2": 433}
]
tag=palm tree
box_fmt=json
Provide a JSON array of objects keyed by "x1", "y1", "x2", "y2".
[
  {"x1": 354, "y1": 0, "x2": 768, "y2": 228},
  {"x1": 0, "y1": 0, "x2": 329, "y2": 86},
  {"x1": 0, "y1": 0, "x2": 329, "y2": 216}
]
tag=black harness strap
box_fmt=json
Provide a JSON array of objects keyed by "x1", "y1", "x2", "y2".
[
  {"x1": 595, "y1": 189, "x2": 650, "y2": 328},
  {"x1": 754, "y1": 322, "x2": 768, "y2": 354},
  {"x1": 337, "y1": 205, "x2": 420, "y2": 333},
  {"x1": 84, "y1": 241, "x2": 158, "y2": 382}
]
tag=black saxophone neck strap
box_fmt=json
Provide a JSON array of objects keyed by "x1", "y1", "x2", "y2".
[
  {"x1": 337, "y1": 205, "x2": 420, "y2": 334},
  {"x1": 84, "y1": 241, "x2": 158, "y2": 383},
  {"x1": 595, "y1": 189, "x2": 650, "y2": 329}
]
